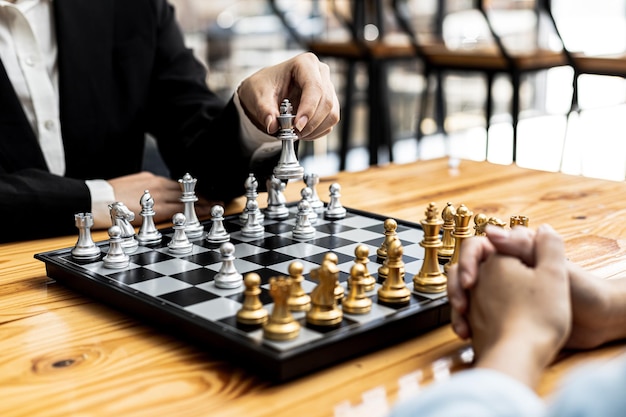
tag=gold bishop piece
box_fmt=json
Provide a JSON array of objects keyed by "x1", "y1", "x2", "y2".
[
  {"x1": 438, "y1": 202, "x2": 456, "y2": 261},
  {"x1": 414, "y1": 202, "x2": 447, "y2": 294}
]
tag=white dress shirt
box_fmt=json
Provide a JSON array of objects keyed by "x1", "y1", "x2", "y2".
[{"x1": 0, "y1": 0, "x2": 281, "y2": 224}]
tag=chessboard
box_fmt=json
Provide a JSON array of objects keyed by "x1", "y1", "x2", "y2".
[{"x1": 35, "y1": 204, "x2": 451, "y2": 382}]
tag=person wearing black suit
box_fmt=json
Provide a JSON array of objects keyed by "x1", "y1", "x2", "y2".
[{"x1": 0, "y1": 0, "x2": 339, "y2": 242}]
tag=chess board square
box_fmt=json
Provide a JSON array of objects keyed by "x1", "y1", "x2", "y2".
[
  {"x1": 309, "y1": 235, "x2": 359, "y2": 250},
  {"x1": 159, "y1": 286, "x2": 217, "y2": 307},
  {"x1": 155, "y1": 244, "x2": 211, "y2": 258},
  {"x1": 343, "y1": 302, "x2": 397, "y2": 323},
  {"x1": 265, "y1": 259, "x2": 321, "y2": 276},
  {"x1": 274, "y1": 242, "x2": 329, "y2": 258},
  {"x1": 170, "y1": 267, "x2": 216, "y2": 285},
  {"x1": 403, "y1": 243, "x2": 425, "y2": 260},
  {"x1": 205, "y1": 258, "x2": 262, "y2": 274},
  {"x1": 245, "y1": 235, "x2": 297, "y2": 250},
  {"x1": 195, "y1": 280, "x2": 244, "y2": 297},
  {"x1": 248, "y1": 321, "x2": 324, "y2": 351},
  {"x1": 129, "y1": 249, "x2": 176, "y2": 266},
  {"x1": 144, "y1": 258, "x2": 203, "y2": 276},
  {"x1": 264, "y1": 222, "x2": 295, "y2": 235},
  {"x1": 334, "y1": 228, "x2": 383, "y2": 244},
  {"x1": 82, "y1": 261, "x2": 141, "y2": 275},
  {"x1": 397, "y1": 228, "x2": 426, "y2": 244},
  {"x1": 108, "y1": 267, "x2": 164, "y2": 285},
  {"x1": 231, "y1": 243, "x2": 270, "y2": 258},
  {"x1": 331, "y1": 242, "x2": 380, "y2": 259},
  {"x1": 184, "y1": 296, "x2": 242, "y2": 321},
  {"x1": 314, "y1": 222, "x2": 355, "y2": 235},
  {"x1": 241, "y1": 250, "x2": 296, "y2": 266},
  {"x1": 129, "y1": 276, "x2": 192, "y2": 297},
  {"x1": 301, "y1": 250, "x2": 353, "y2": 266},
  {"x1": 336, "y1": 215, "x2": 381, "y2": 229},
  {"x1": 180, "y1": 250, "x2": 223, "y2": 266}
]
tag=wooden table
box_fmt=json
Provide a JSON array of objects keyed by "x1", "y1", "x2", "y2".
[{"x1": 3, "y1": 158, "x2": 626, "y2": 417}]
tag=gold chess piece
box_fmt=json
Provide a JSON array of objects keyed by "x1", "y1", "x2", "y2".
[
  {"x1": 473, "y1": 213, "x2": 489, "y2": 236},
  {"x1": 237, "y1": 273, "x2": 269, "y2": 325},
  {"x1": 342, "y1": 263, "x2": 372, "y2": 314},
  {"x1": 510, "y1": 215, "x2": 529, "y2": 227},
  {"x1": 307, "y1": 259, "x2": 343, "y2": 327},
  {"x1": 414, "y1": 202, "x2": 447, "y2": 294},
  {"x1": 444, "y1": 204, "x2": 474, "y2": 273},
  {"x1": 263, "y1": 276, "x2": 300, "y2": 341},
  {"x1": 377, "y1": 218, "x2": 398, "y2": 259},
  {"x1": 377, "y1": 238, "x2": 411, "y2": 306},
  {"x1": 320, "y1": 252, "x2": 344, "y2": 301},
  {"x1": 287, "y1": 261, "x2": 311, "y2": 312},
  {"x1": 354, "y1": 244, "x2": 376, "y2": 292},
  {"x1": 438, "y1": 202, "x2": 456, "y2": 261}
]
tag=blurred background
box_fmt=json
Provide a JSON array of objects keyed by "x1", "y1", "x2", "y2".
[{"x1": 166, "y1": 0, "x2": 626, "y2": 181}]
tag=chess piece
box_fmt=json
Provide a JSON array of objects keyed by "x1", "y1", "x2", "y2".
[
  {"x1": 473, "y1": 213, "x2": 489, "y2": 236},
  {"x1": 488, "y1": 216, "x2": 507, "y2": 228},
  {"x1": 241, "y1": 199, "x2": 265, "y2": 238},
  {"x1": 273, "y1": 98, "x2": 305, "y2": 180},
  {"x1": 102, "y1": 225, "x2": 130, "y2": 269},
  {"x1": 342, "y1": 263, "x2": 372, "y2": 314},
  {"x1": 168, "y1": 212, "x2": 193, "y2": 254},
  {"x1": 444, "y1": 204, "x2": 474, "y2": 273},
  {"x1": 206, "y1": 205, "x2": 230, "y2": 244},
  {"x1": 354, "y1": 244, "x2": 376, "y2": 292},
  {"x1": 413, "y1": 203, "x2": 447, "y2": 294},
  {"x1": 263, "y1": 276, "x2": 301, "y2": 341},
  {"x1": 324, "y1": 182, "x2": 347, "y2": 220},
  {"x1": 510, "y1": 215, "x2": 529, "y2": 227},
  {"x1": 287, "y1": 261, "x2": 311, "y2": 312},
  {"x1": 438, "y1": 202, "x2": 456, "y2": 260},
  {"x1": 240, "y1": 173, "x2": 264, "y2": 224},
  {"x1": 377, "y1": 218, "x2": 398, "y2": 259},
  {"x1": 71, "y1": 212, "x2": 101, "y2": 260},
  {"x1": 299, "y1": 186, "x2": 318, "y2": 224},
  {"x1": 292, "y1": 199, "x2": 316, "y2": 240},
  {"x1": 236, "y1": 273, "x2": 269, "y2": 326},
  {"x1": 214, "y1": 242, "x2": 243, "y2": 289},
  {"x1": 265, "y1": 175, "x2": 289, "y2": 220},
  {"x1": 377, "y1": 238, "x2": 411, "y2": 305},
  {"x1": 136, "y1": 190, "x2": 162, "y2": 245},
  {"x1": 178, "y1": 173, "x2": 204, "y2": 239},
  {"x1": 307, "y1": 259, "x2": 343, "y2": 327},
  {"x1": 311, "y1": 252, "x2": 344, "y2": 301},
  {"x1": 109, "y1": 201, "x2": 138, "y2": 253},
  {"x1": 303, "y1": 173, "x2": 324, "y2": 214}
]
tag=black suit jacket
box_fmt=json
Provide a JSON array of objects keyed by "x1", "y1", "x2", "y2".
[{"x1": 0, "y1": 0, "x2": 275, "y2": 242}]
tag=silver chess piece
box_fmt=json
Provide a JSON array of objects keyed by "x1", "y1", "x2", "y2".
[
  {"x1": 265, "y1": 175, "x2": 289, "y2": 220},
  {"x1": 304, "y1": 173, "x2": 324, "y2": 214},
  {"x1": 325, "y1": 182, "x2": 347, "y2": 220},
  {"x1": 214, "y1": 242, "x2": 243, "y2": 289},
  {"x1": 136, "y1": 190, "x2": 162, "y2": 245},
  {"x1": 179, "y1": 173, "x2": 204, "y2": 239},
  {"x1": 206, "y1": 205, "x2": 230, "y2": 244},
  {"x1": 103, "y1": 225, "x2": 130, "y2": 269},
  {"x1": 292, "y1": 199, "x2": 316, "y2": 240},
  {"x1": 71, "y1": 212, "x2": 101, "y2": 260},
  {"x1": 109, "y1": 201, "x2": 138, "y2": 253},
  {"x1": 168, "y1": 212, "x2": 193, "y2": 254},
  {"x1": 299, "y1": 186, "x2": 318, "y2": 225},
  {"x1": 240, "y1": 173, "x2": 264, "y2": 224},
  {"x1": 273, "y1": 98, "x2": 304, "y2": 180},
  {"x1": 241, "y1": 199, "x2": 265, "y2": 238}
]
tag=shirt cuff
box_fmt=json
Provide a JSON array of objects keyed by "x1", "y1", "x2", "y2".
[
  {"x1": 233, "y1": 89, "x2": 282, "y2": 161},
  {"x1": 85, "y1": 179, "x2": 116, "y2": 228}
]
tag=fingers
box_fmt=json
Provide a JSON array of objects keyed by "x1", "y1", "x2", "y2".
[
  {"x1": 456, "y1": 235, "x2": 495, "y2": 289},
  {"x1": 485, "y1": 224, "x2": 536, "y2": 265},
  {"x1": 532, "y1": 224, "x2": 566, "y2": 276}
]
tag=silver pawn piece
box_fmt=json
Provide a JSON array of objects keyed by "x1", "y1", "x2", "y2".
[
  {"x1": 206, "y1": 205, "x2": 230, "y2": 244},
  {"x1": 239, "y1": 173, "x2": 264, "y2": 224},
  {"x1": 241, "y1": 199, "x2": 265, "y2": 238},
  {"x1": 214, "y1": 242, "x2": 243, "y2": 289},
  {"x1": 168, "y1": 212, "x2": 193, "y2": 254},
  {"x1": 109, "y1": 201, "x2": 138, "y2": 253},
  {"x1": 273, "y1": 98, "x2": 304, "y2": 180},
  {"x1": 303, "y1": 173, "x2": 324, "y2": 214},
  {"x1": 136, "y1": 190, "x2": 162, "y2": 245},
  {"x1": 299, "y1": 186, "x2": 318, "y2": 224},
  {"x1": 178, "y1": 173, "x2": 204, "y2": 239},
  {"x1": 265, "y1": 175, "x2": 289, "y2": 220},
  {"x1": 71, "y1": 212, "x2": 101, "y2": 260},
  {"x1": 103, "y1": 225, "x2": 130, "y2": 269},
  {"x1": 292, "y1": 199, "x2": 316, "y2": 240},
  {"x1": 324, "y1": 183, "x2": 347, "y2": 220}
]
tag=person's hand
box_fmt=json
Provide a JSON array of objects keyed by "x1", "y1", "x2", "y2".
[
  {"x1": 105, "y1": 172, "x2": 216, "y2": 227},
  {"x1": 237, "y1": 52, "x2": 340, "y2": 140},
  {"x1": 465, "y1": 224, "x2": 571, "y2": 387}
]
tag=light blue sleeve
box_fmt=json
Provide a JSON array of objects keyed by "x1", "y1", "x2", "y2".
[{"x1": 388, "y1": 368, "x2": 546, "y2": 417}]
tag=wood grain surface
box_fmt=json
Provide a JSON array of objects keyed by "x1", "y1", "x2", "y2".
[{"x1": 2, "y1": 158, "x2": 625, "y2": 417}]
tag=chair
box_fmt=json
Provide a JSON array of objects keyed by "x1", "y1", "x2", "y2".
[
  {"x1": 392, "y1": 0, "x2": 571, "y2": 161},
  {"x1": 268, "y1": 0, "x2": 416, "y2": 170}
]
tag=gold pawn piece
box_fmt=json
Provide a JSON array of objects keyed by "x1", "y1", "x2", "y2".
[
  {"x1": 444, "y1": 204, "x2": 474, "y2": 273},
  {"x1": 287, "y1": 261, "x2": 311, "y2": 311},
  {"x1": 474, "y1": 213, "x2": 489, "y2": 236},
  {"x1": 263, "y1": 276, "x2": 300, "y2": 341},
  {"x1": 510, "y1": 215, "x2": 529, "y2": 227},
  {"x1": 414, "y1": 202, "x2": 447, "y2": 294},
  {"x1": 354, "y1": 244, "x2": 376, "y2": 292},
  {"x1": 307, "y1": 259, "x2": 343, "y2": 327},
  {"x1": 377, "y1": 218, "x2": 398, "y2": 259},
  {"x1": 236, "y1": 273, "x2": 269, "y2": 325},
  {"x1": 438, "y1": 202, "x2": 456, "y2": 261},
  {"x1": 377, "y1": 238, "x2": 411, "y2": 306},
  {"x1": 342, "y1": 263, "x2": 372, "y2": 314}
]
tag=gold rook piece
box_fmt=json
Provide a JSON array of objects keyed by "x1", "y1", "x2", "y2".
[
  {"x1": 377, "y1": 239, "x2": 411, "y2": 306},
  {"x1": 510, "y1": 215, "x2": 529, "y2": 227},
  {"x1": 444, "y1": 204, "x2": 474, "y2": 273},
  {"x1": 438, "y1": 202, "x2": 456, "y2": 261},
  {"x1": 414, "y1": 203, "x2": 447, "y2": 294},
  {"x1": 287, "y1": 261, "x2": 311, "y2": 312},
  {"x1": 354, "y1": 244, "x2": 376, "y2": 292},
  {"x1": 237, "y1": 273, "x2": 269, "y2": 326},
  {"x1": 307, "y1": 259, "x2": 343, "y2": 327},
  {"x1": 342, "y1": 263, "x2": 373, "y2": 314},
  {"x1": 263, "y1": 277, "x2": 300, "y2": 341}
]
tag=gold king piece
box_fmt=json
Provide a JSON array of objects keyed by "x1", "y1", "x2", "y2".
[{"x1": 414, "y1": 202, "x2": 447, "y2": 293}]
